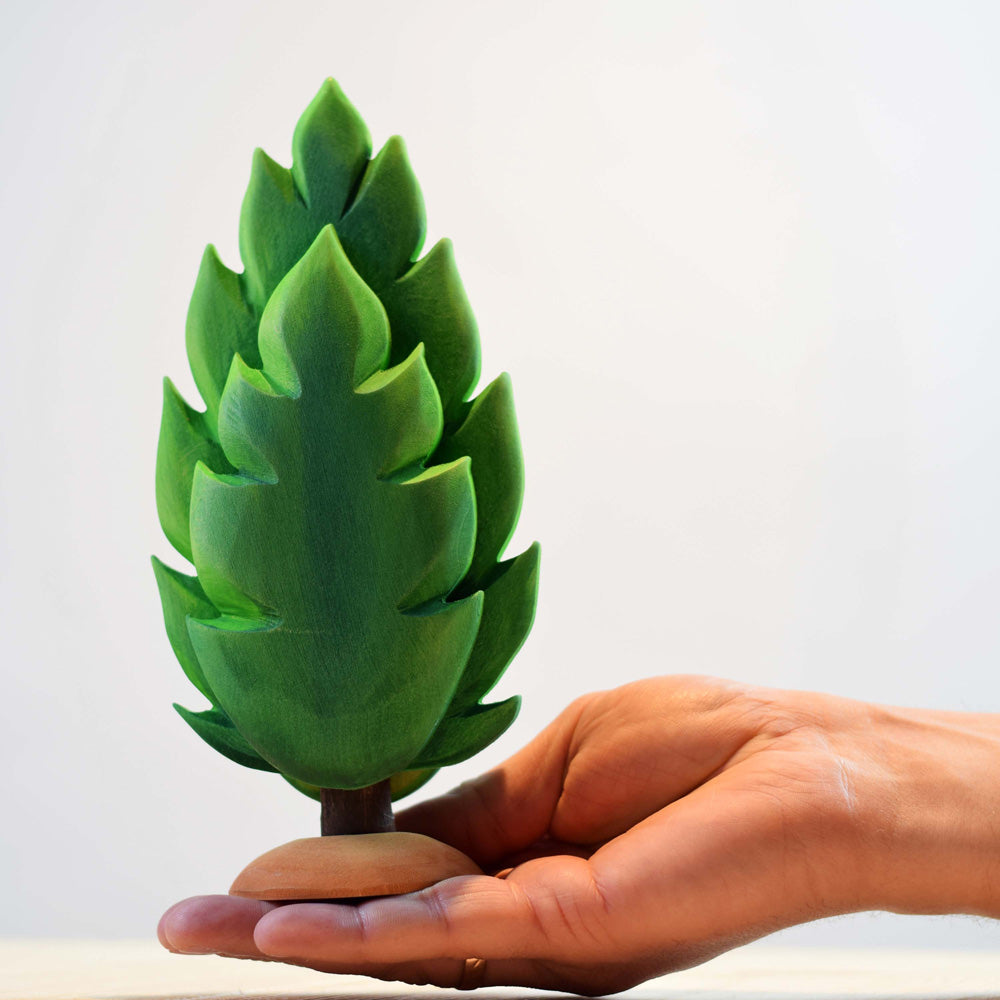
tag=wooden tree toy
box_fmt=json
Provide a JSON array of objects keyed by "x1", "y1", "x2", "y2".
[{"x1": 153, "y1": 79, "x2": 539, "y2": 900}]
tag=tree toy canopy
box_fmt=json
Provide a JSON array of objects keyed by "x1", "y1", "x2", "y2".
[{"x1": 153, "y1": 79, "x2": 539, "y2": 814}]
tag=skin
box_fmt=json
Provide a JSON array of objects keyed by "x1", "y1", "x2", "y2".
[{"x1": 158, "y1": 675, "x2": 1000, "y2": 994}]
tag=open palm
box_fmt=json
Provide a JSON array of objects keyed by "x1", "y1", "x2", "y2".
[{"x1": 159, "y1": 676, "x2": 912, "y2": 993}]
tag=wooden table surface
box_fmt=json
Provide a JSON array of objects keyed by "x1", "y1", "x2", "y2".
[{"x1": 2, "y1": 941, "x2": 998, "y2": 1000}]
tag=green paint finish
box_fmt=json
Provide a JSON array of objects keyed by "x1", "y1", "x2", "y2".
[
  {"x1": 155, "y1": 378, "x2": 230, "y2": 563},
  {"x1": 174, "y1": 704, "x2": 278, "y2": 772},
  {"x1": 439, "y1": 373, "x2": 525, "y2": 588},
  {"x1": 382, "y1": 238, "x2": 480, "y2": 424},
  {"x1": 151, "y1": 557, "x2": 219, "y2": 703},
  {"x1": 186, "y1": 230, "x2": 482, "y2": 788},
  {"x1": 285, "y1": 767, "x2": 438, "y2": 803},
  {"x1": 154, "y1": 79, "x2": 539, "y2": 797},
  {"x1": 445, "y1": 542, "x2": 541, "y2": 712},
  {"x1": 186, "y1": 246, "x2": 258, "y2": 433},
  {"x1": 412, "y1": 696, "x2": 522, "y2": 769}
]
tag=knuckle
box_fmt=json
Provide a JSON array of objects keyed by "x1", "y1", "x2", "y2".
[{"x1": 421, "y1": 883, "x2": 456, "y2": 937}]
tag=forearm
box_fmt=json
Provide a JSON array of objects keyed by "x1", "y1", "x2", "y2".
[{"x1": 847, "y1": 700, "x2": 1000, "y2": 918}]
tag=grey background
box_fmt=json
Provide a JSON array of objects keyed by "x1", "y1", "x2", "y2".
[{"x1": 2, "y1": 0, "x2": 999, "y2": 949}]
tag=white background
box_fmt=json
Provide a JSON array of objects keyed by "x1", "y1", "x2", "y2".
[{"x1": 2, "y1": 0, "x2": 999, "y2": 951}]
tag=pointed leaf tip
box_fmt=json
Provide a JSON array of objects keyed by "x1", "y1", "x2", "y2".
[
  {"x1": 383, "y1": 237, "x2": 481, "y2": 421},
  {"x1": 186, "y1": 244, "x2": 257, "y2": 425},
  {"x1": 292, "y1": 80, "x2": 371, "y2": 218},
  {"x1": 174, "y1": 703, "x2": 278, "y2": 772},
  {"x1": 438, "y1": 370, "x2": 525, "y2": 586},
  {"x1": 155, "y1": 378, "x2": 229, "y2": 563},
  {"x1": 257, "y1": 223, "x2": 389, "y2": 391},
  {"x1": 412, "y1": 696, "x2": 521, "y2": 769},
  {"x1": 338, "y1": 134, "x2": 426, "y2": 292},
  {"x1": 152, "y1": 556, "x2": 219, "y2": 702},
  {"x1": 444, "y1": 541, "x2": 539, "y2": 711}
]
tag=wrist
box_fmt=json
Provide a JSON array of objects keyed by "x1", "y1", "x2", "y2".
[{"x1": 848, "y1": 700, "x2": 1000, "y2": 918}]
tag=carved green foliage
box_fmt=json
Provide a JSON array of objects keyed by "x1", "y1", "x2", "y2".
[
  {"x1": 155, "y1": 80, "x2": 538, "y2": 796},
  {"x1": 188, "y1": 230, "x2": 483, "y2": 787}
]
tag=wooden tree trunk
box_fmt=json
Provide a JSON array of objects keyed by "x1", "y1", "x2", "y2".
[{"x1": 320, "y1": 780, "x2": 395, "y2": 835}]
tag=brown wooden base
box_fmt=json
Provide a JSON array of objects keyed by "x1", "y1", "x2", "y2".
[{"x1": 229, "y1": 832, "x2": 483, "y2": 901}]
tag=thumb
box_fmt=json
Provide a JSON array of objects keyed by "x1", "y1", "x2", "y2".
[{"x1": 394, "y1": 697, "x2": 586, "y2": 867}]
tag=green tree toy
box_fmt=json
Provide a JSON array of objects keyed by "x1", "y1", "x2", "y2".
[{"x1": 153, "y1": 79, "x2": 539, "y2": 898}]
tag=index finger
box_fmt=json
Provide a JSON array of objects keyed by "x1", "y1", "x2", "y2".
[{"x1": 253, "y1": 853, "x2": 610, "y2": 966}]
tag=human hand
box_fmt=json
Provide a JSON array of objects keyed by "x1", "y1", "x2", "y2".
[{"x1": 158, "y1": 675, "x2": 1000, "y2": 994}]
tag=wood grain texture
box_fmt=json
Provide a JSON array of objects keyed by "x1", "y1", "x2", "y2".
[
  {"x1": 229, "y1": 832, "x2": 482, "y2": 900},
  {"x1": 320, "y1": 781, "x2": 394, "y2": 836}
]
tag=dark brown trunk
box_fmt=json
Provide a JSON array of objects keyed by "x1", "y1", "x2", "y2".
[{"x1": 320, "y1": 779, "x2": 395, "y2": 836}]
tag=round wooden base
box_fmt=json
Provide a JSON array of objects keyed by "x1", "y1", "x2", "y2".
[{"x1": 229, "y1": 832, "x2": 483, "y2": 901}]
